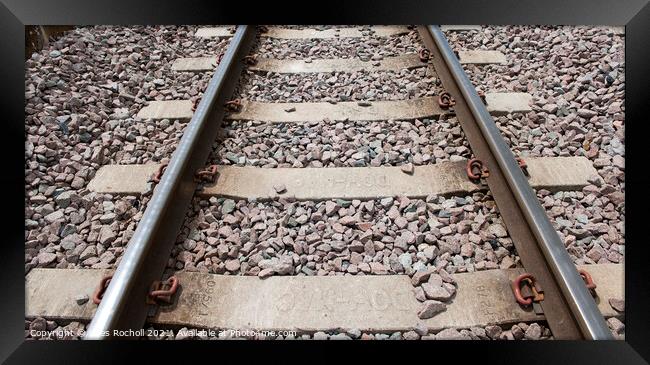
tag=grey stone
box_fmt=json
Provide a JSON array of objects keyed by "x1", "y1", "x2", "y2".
[
  {"x1": 403, "y1": 331, "x2": 420, "y2": 340},
  {"x1": 400, "y1": 163, "x2": 414, "y2": 174},
  {"x1": 222, "y1": 199, "x2": 236, "y2": 215},
  {"x1": 99, "y1": 226, "x2": 117, "y2": 246},
  {"x1": 414, "y1": 322, "x2": 428, "y2": 336},
  {"x1": 330, "y1": 333, "x2": 352, "y2": 340},
  {"x1": 37, "y1": 252, "x2": 57, "y2": 266},
  {"x1": 55, "y1": 191, "x2": 76, "y2": 208},
  {"x1": 60, "y1": 234, "x2": 82, "y2": 251},
  {"x1": 422, "y1": 283, "x2": 453, "y2": 301},
  {"x1": 524, "y1": 323, "x2": 542, "y2": 340},
  {"x1": 488, "y1": 223, "x2": 508, "y2": 238},
  {"x1": 485, "y1": 325, "x2": 502, "y2": 339},
  {"x1": 411, "y1": 270, "x2": 432, "y2": 286},
  {"x1": 45, "y1": 210, "x2": 64, "y2": 223},
  {"x1": 609, "y1": 298, "x2": 625, "y2": 312},
  {"x1": 75, "y1": 294, "x2": 89, "y2": 305},
  {"x1": 607, "y1": 317, "x2": 625, "y2": 334},
  {"x1": 435, "y1": 328, "x2": 467, "y2": 340},
  {"x1": 418, "y1": 300, "x2": 446, "y2": 319}
]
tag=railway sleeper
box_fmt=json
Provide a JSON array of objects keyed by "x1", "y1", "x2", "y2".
[{"x1": 26, "y1": 264, "x2": 623, "y2": 334}]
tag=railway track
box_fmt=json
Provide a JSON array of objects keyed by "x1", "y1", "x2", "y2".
[{"x1": 25, "y1": 25, "x2": 625, "y2": 340}]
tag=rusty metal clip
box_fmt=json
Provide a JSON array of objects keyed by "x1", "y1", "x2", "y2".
[
  {"x1": 243, "y1": 55, "x2": 257, "y2": 66},
  {"x1": 512, "y1": 273, "x2": 544, "y2": 306},
  {"x1": 466, "y1": 158, "x2": 490, "y2": 180},
  {"x1": 92, "y1": 274, "x2": 113, "y2": 305},
  {"x1": 191, "y1": 98, "x2": 201, "y2": 112},
  {"x1": 477, "y1": 90, "x2": 487, "y2": 105},
  {"x1": 194, "y1": 164, "x2": 218, "y2": 183},
  {"x1": 438, "y1": 92, "x2": 456, "y2": 109},
  {"x1": 228, "y1": 26, "x2": 237, "y2": 34},
  {"x1": 578, "y1": 269, "x2": 597, "y2": 293},
  {"x1": 515, "y1": 156, "x2": 529, "y2": 176},
  {"x1": 224, "y1": 99, "x2": 242, "y2": 112},
  {"x1": 152, "y1": 161, "x2": 169, "y2": 183},
  {"x1": 211, "y1": 54, "x2": 224, "y2": 68},
  {"x1": 419, "y1": 49, "x2": 431, "y2": 62},
  {"x1": 146, "y1": 276, "x2": 179, "y2": 305},
  {"x1": 258, "y1": 25, "x2": 269, "y2": 33}
]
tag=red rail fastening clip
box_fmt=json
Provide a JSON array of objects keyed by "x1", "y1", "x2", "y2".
[
  {"x1": 512, "y1": 273, "x2": 544, "y2": 306},
  {"x1": 515, "y1": 156, "x2": 529, "y2": 176},
  {"x1": 419, "y1": 49, "x2": 431, "y2": 62},
  {"x1": 152, "y1": 161, "x2": 169, "y2": 183},
  {"x1": 578, "y1": 269, "x2": 597, "y2": 292},
  {"x1": 194, "y1": 165, "x2": 218, "y2": 183},
  {"x1": 438, "y1": 92, "x2": 456, "y2": 109},
  {"x1": 192, "y1": 98, "x2": 201, "y2": 112},
  {"x1": 466, "y1": 158, "x2": 490, "y2": 180},
  {"x1": 147, "y1": 276, "x2": 179, "y2": 305},
  {"x1": 224, "y1": 99, "x2": 242, "y2": 112},
  {"x1": 477, "y1": 90, "x2": 487, "y2": 105},
  {"x1": 92, "y1": 274, "x2": 113, "y2": 305}
]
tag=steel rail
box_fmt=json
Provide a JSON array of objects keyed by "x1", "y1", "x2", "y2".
[
  {"x1": 84, "y1": 25, "x2": 257, "y2": 339},
  {"x1": 419, "y1": 25, "x2": 612, "y2": 339}
]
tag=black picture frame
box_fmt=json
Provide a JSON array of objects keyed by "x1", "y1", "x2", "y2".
[{"x1": 2, "y1": 0, "x2": 648, "y2": 363}]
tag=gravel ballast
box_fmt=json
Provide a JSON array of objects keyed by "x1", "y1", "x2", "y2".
[
  {"x1": 211, "y1": 118, "x2": 471, "y2": 168},
  {"x1": 256, "y1": 32, "x2": 421, "y2": 60},
  {"x1": 170, "y1": 192, "x2": 517, "y2": 277},
  {"x1": 234, "y1": 67, "x2": 444, "y2": 103},
  {"x1": 25, "y1": 25, "x2": 228, "y2": 273}
]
